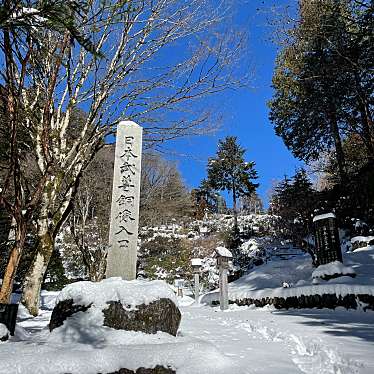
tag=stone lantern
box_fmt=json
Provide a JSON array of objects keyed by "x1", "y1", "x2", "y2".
[
  {"x1": 191, "y1": 258, "x2": 202, "y2": 304},
  {"x1": 214, "y1": 246, "x2": 232, "y2": 310}
]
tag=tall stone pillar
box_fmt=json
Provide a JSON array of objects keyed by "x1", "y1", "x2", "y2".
[{"x1": 106, "y1": 121, "x2": 142, "y2": 280}]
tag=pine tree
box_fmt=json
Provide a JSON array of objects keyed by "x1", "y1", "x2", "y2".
[
  {"x1": 269, "y1": 0, "x2": 374, "y2": 183},
  {"x1": 207, "y1": 136, "x2": 258, "y2": 229},
  {"x1": 0, "y1": 1, "x2": 101, "y2": 55},
  {"x1": 270, "y1": 169, "x2": 316, "y2": 246}
]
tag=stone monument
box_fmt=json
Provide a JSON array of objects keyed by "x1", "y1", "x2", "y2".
[
  {"x1": 313, "y1": 212, "x2": 342, "y2": 266},
  {"x1": 106, "y1": 121, "x2": 142, "y2": 280}
]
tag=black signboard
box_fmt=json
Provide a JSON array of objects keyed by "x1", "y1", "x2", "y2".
[{"x1": 314, "y1": 214, "x2": 342, "y2": 266}]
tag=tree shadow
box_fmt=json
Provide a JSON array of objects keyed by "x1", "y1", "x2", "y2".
[{"x1": 274, "y1": 309, "x2": 374, "y2": 343}]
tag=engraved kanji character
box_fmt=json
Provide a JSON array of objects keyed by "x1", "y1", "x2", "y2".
[
  {"x1": 125, "y1": 136, "x2": 134, "y2": 146},
  {"x1": 118, "y1": 239, "x2": 130, "y2": 248},
  {"x1": 118, "y1": 174, "x2": 135, "y2": 191},
  {"x1": 116, "y1": 195, "x2": 135, "y2": 206},
  {"x1": 115, "y1": 225, "x2": 134, "y2": 236},
  {"x1": 120, "y1": 161, "x2": 136, "y2": 175},
  {"x1": 116, "y1": 209, "x2": 135, "y2": 223},
  {"x1": 121, "y1": 147, "x2": 138, "y2": 161}
]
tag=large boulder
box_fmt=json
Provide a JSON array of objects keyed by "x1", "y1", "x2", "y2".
[
  {"x1": 49, "y1": 278, "x2": 181, "y2": 336},
  {"x1": 103, "y1": 298, "x2": 180, "y2": 335}
]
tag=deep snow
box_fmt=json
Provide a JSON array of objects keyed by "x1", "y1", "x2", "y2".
[{"x1": 1, "y1": 291, "x2": 374, "y2": 374}]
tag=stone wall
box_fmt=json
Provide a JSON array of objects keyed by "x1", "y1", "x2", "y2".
[
  {"x1": 212, "y1": 293, "x2": 374, "y2": 311},
  {"x1": 105, "y1": 366, "x2": 175, "y2": 374}
]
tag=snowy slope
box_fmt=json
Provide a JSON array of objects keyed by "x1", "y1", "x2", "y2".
[{"x1": 201, "y1": 245, "x2": 374, "y2": 304}]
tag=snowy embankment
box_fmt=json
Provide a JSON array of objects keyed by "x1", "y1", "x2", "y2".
[
  {"x1": 1, "y1": 281, "x2": 243, "y2": 374},
  {"x1": 201, "y1": 245, "x2": 374, "y2": 307}
]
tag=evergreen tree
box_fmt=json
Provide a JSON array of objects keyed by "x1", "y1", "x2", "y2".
[
  {"x1": 270, "y1": 169, "x2": 317, "y2": 247},
  {"x1": 207, "y1": 136, "x2": 258, "y2": 230},
  {"x1": 269, "y1": 0, "x2": 374, "y2": 183},
  {"x1": 193, "y1": 179, "x2": 218, "y2": 218},
  {"x1": 0, "y1": 0, "x2": 101, "y2": 55}
]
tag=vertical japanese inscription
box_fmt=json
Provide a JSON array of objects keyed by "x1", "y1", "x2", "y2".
[{"x1": 106, "y1": 121, "x2": 142, "y2": 280}]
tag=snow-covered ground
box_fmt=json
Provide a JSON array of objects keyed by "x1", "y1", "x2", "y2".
[
  {"x1": 181, "y1": 304, "x2": 374, "y2": 374},
  {"x1": 1, "y1": 291, "x2": 374, "y2": 374},
  {"x1": 202, "y1": 245, "x2": 374, "y2": 304},
  {"x1": 3, "y1": 215, "x2": 374, "y2": 373}
]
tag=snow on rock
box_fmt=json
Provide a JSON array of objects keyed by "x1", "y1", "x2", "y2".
[
  {"x1": 215, "y1": 246, "x2": 232, "y2": 258},
  {"x1": 191, "y1": 258, "x2": 202, "y2": 267},
  {"x1": 312, "y1": 261, "x2": 356, "y2": 279},
  {"x1": 351, "y1": 236, "x2": 374, "y2": 251},
  {"x1": 57, "y1": 278, "x2": 177, "y2": 311},
  {"x1": 0, "y1": 323, "x2": 9, "y2": 342},
  {"x1": 351, "y1": 236, "x2": 374, "y2": 244},
  {"x1": 312, "y1": 212, "x2": 336, "y2": 222}
]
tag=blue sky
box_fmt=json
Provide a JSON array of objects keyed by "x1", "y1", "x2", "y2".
[{"x1": 165, "y1": 0, "x2": 302, "y2": 207}]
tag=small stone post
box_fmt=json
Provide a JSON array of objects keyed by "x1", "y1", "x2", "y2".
[
  {"x1": 106, "y1": 121, "x2": 142, "y2": 280},
  {"x1": 215, "y1": 247, "x2": 232, "y2": 311},
  {"x1": 191, "y1": 259, "x2": 202, "y2": 304},
  {"x1": 174, "y1": 279, "x2": 184, "y2": 297}
]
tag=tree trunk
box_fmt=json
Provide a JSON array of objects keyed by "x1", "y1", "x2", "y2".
[
  {"x1": 359, "y1": 102, "x2": 374, "y2": 159},
  {"x1": 354, "y1": 73, "x2": 374, "y2": 159},
  {"x1": 329, "y1": 108, "x2": 346, "y2": 183},
  {"x1": 21, "y1": 218, "x2": 54, "y2": 316},
  {"x1": 0, "y1": 222, "x2": 27, "y2": 304},
  {"x1": 232, "y1": 182, "x2": 238, "y2": 230}
]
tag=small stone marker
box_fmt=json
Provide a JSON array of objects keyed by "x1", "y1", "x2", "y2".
[
  {"x1": 313, "y1": 212, "x2": 342, "y2": 266},
  {"x1": 106, "y1": 121, "x2": 142, "y2": 280},
  {"x1": 215, "y1": 247, "x2": 232, "y2": 310},
  {"x1": 191, "y1": 258, "x2": 202, "y2": 304}
]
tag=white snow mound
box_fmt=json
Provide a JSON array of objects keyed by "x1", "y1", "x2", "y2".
[
  {"x1": 313, "y1": 212, "x2": 336, "y2": 222},
  {"x1": 57, "y1": 278, "x2": 177, "y2": 311},
  {"x1": 215, "y1": 246, "x2": 232, "y2": 258},
  {"x1": 312, "y1": 261, "x2": 356, "y2": 279},
  {"x1": 351, "y1": 236, "x2": 374, "y2": 244}
]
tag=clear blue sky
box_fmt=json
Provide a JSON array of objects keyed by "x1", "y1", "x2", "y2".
[{"x1": 165, "y1": 0, "x2": 302, "y2": 207}]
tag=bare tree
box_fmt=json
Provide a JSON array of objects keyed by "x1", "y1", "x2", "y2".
[
  {"x1": 239, "y1": 192, "x2": 263, "y2": 215},
  {"x1": 66, "y1": 145, "x2": 113, "y2": 281},
  {"x1": 0, "y1": 0, "x2": 250, "y2": 314},
  {"x1": 140, "y1": 153, "x2": 193, "y2": 226},
  {"x1": 69, "y1": 192, "x2": 108, "y2": 282}
]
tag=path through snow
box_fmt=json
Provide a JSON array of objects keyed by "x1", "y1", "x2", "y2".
[
  {"x1": 2, "y1": 294, "x2": 374, "y2": 374},
  {"x1": 180, "y1": 304, "x2": 374, "y2": 374}
]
